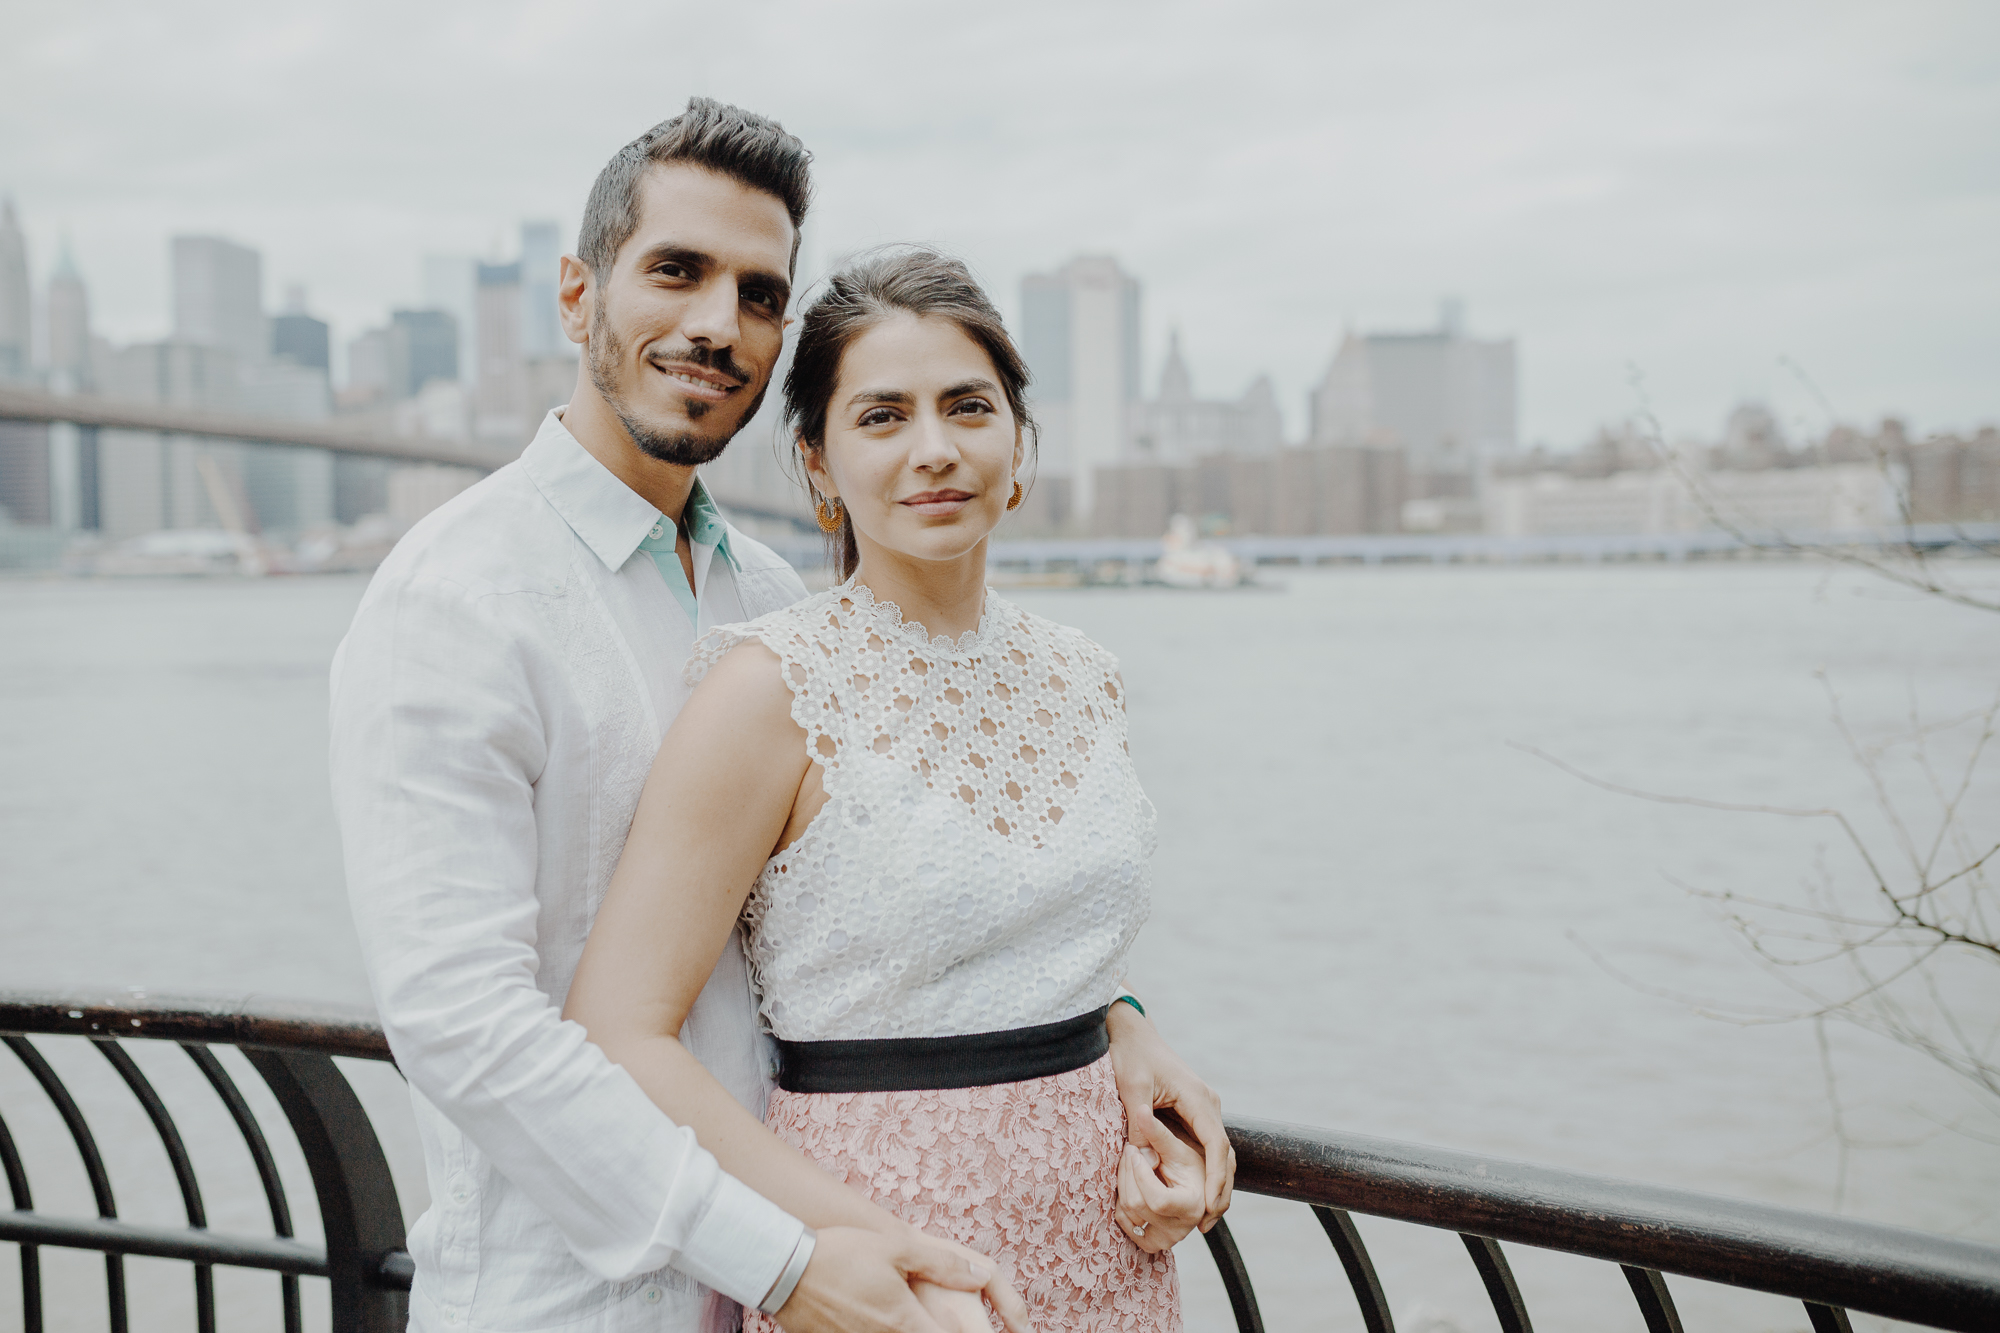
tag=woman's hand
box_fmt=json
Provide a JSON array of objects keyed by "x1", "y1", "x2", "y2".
[
  {"x1": 1115, "y1": 1130, "x2": 1206, "y2": 1253},
  {"x1": 1105, "y1": 1000, "x2": 1235, "y2": 1238}
]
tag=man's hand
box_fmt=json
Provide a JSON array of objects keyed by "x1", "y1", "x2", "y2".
[
  {"x1": 774, "y1": 1225, "x2": 1030, "y2": 1333},
  {"x1": 1105, "y1": 1000, "x2": 1235, "y2": 1240},
  {"x1": 912, "y1": 1278, "x2": 1005, "y2": 1333}
]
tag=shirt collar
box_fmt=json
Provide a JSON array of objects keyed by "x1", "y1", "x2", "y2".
[
  {"x1": 680, "y1": 476, "x2": 739, "y2": 570},
  {"x1": 519, "y1": 408, "x2": 737, "y2": 573}
]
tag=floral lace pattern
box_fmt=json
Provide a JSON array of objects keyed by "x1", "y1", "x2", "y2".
[
  {"x1": 744, "y1": 1056, "x2": 1180, "y2": 1333},
  {"x1": 687, "y1": 580, "x2": 1159, "y2": 1041}
]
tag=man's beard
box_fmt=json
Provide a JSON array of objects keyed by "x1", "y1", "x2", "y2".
[{"x1": 587, "y1": 307, "x2": 768, "y2": 467}]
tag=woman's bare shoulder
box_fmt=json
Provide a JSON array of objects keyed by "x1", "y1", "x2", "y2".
[{"x1": 689, "y1": 637, "x2": 800, "y2": 721}]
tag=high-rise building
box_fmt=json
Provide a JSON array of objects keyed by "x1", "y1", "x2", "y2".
[
  {"x1": 96, "y1": 341, "x2": 243, "y2": 539},
  {"x1": 388, "y1": 309, "x2": 458, "y2": 398},
  {"x1": 0, "y1": 198, "x2": 30, "y2": 382},
  {"x1": 421, "y1": 255, "x2": 479, "y2": 386},
  {"x1": 1020, "y1": 255, "x2": 1142, "y2": 523},
  {"x1": 1128, "y1": 332, "x2": 1284, "y2": 464},
  {"x1": 474, "y1": 261, "x2": 525, "y2": 445},
  {"x1": 41, "y1": 243, "x2": 101, "y2": 530},
  {"x1": 343, "y1": 327, "x2": 390, "y2": 406},
  {"x1": 47, "y1": 242, "x2": 92, "y2": 390},
  {"x1": 519, "y1": 221, "x2": 565, "y2": 359},
  {"x1": 172, "y1": 236, "x2": 265, "y2": 365},
  {"x1": 1309, "y1": 300, "x2": 1516, "y2": 500},
  {"x1": 271, "y1": 309, "x2": 330, "y2": 374}
]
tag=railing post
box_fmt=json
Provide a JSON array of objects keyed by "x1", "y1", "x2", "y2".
[{"x1": 243, "y1": 1049, "x2": 406, "y2": 1333}]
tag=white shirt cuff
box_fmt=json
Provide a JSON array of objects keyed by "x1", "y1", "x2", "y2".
[{"x1": 669, "y1": 1172, "x2": 809, "y2": 1309}]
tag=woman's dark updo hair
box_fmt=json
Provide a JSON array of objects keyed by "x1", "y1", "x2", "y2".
[{"x1": 783, "y1": 246, "x2": 1038, "y2": 579}]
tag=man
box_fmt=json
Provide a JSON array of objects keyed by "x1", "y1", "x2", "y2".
[{"x1": 331, "y1": 98, "x2": 1227, "y2": 1333}]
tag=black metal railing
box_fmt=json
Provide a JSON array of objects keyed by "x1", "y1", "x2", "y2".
[
  {"x1": 1215, "y1": 1118, "x2": 2000, "y2": 1333},
  {"x1": 4, "y1": 990, "x2": 1998, "y2": 1332},
  {"x1": 0, "y1": 992, "x2": 409, "y2": 1333}
]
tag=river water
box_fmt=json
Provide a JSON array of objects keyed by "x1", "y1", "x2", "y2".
[{"x1": 3, "y1": 561, "x2": 1997, "y2": 1333}]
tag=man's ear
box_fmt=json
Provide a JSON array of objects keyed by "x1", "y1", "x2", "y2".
[{"x1": 558, "y1": 255, "x2": 592, "y2": 345}]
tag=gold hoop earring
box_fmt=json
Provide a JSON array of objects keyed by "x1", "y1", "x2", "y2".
[
  {"x1": 814, "y1": 494, "x2": 844, "y2": 533},
  {"x1": 1006, "y1": 481, "x2": 1025, "y2": 511}
]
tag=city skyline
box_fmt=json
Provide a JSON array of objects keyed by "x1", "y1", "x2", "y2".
[{"x1": 4, "y1": 0, "x2": 1998, "y2": 450}]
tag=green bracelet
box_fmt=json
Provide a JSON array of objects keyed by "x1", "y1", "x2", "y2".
[{"x1": 1113, "y1": 994, "x2": 1145, "y2": 1018}]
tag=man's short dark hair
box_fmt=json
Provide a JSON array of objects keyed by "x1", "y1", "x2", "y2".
[{"x1": 577, "y1": 97, "x2": 813, "y2": 280}]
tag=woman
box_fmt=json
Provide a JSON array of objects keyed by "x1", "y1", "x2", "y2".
[{"x1": 565, "y1": 249, "x2": 1226, "y2": 1331}]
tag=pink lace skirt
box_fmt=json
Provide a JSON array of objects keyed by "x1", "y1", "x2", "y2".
[{"x1": 745, "y1": 1053, "x2": 1180, "y2": 1332}]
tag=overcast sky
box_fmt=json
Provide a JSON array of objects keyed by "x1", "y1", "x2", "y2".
[{"x1": 5, "y1": 0, "x2": 1996, "y2": 445}]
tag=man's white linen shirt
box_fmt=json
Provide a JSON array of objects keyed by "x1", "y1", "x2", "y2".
[{"x1": 330, "y1": 409, "x2": 809, "y2": 1333}]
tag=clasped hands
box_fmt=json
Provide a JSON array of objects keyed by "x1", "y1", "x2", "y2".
[{"x1": 783, "y1": 1005, "x2": 1234, "y2": 1332}]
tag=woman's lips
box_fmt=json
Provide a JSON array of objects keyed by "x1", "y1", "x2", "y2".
[{"x1": 900, "y1": 490, "x2": 975, "y2": 517}]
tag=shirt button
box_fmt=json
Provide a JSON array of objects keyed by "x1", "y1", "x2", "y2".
[
  {"x1": 641, "y1": 1285, "x2": 664, "y2": 1305},
  {"x1": 452, "y1": 1187, "x2": 469, "y2": 1203},
  {"x1": 649, "y1": 523, "x2": 665, "y2": 540}
]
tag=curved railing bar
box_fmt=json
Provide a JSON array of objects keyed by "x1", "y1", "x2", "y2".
[
  {"x1": 1461, "y1": 1234, "x2": 1533, "y2": 1333},
  {"x1": 1199, "y1": 1218, "x2": 1264, "y2": 1333},
  {"x1": 241, "y1": 1047, "x2": 409, "y2": 1331},
  {"x1": 1227, "y1": 1114, "x2": 2000, "y2": 1331},
  {"x1": 1808, "y1": 1304, "x2": 1856, "y2": 1332},
  {"x1": 0, "y1": 1108, "x2": 43, "y2": 1333},
  {"x1": 95, "y1": 1040, "x2": 215, "y2": 1333},
  {"x1": 1314, "y1": 1206, "x2": 1395, "y2": 1333},
  {"x1": 3, "y1": 1034, "x2": 128, "y2": 1333},
  {"x1": 1620, "y1": 1265, "x2": 1685, "y2": 1333},
  {"x1": 2, "y1": 1037, "x2": 117, "y2": 1217},
  {"x1": 183, "y1": 1041, "x2": 303, "y2": 1333}
]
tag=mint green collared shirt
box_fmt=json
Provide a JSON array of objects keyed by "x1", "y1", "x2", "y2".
[{"x1": 635, "y1": 478, "x2": 739, "y2": 621}]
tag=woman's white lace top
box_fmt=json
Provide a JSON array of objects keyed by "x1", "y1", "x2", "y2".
[{"x1": 686, "y1": 579, "x2": 1157, "y2": 1042}]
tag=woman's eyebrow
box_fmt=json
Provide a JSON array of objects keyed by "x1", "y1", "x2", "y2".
[
  {"x1": 847, "y1": 388, "x2": 916, "y2": 407},
  {"x1": 940, "y1": 378, "x2": 1001, "y2": 399}
]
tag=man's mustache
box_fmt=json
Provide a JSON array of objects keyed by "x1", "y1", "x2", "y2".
[{"x1": 646, "y1": 344, "x2": 747, "y2": 388}]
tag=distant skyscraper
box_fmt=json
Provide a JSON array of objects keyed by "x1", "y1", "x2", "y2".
[
  {"x1": 1129, "y1": 331, "x2": 1284, "y2": 463},
  {"x1": 422, "y1": 254, "x2": 479, "y2": 384},
  {"x1": 1020, "y1": 255, "x2": 1143, "y2": 522},
  {"x1": 271, "y1": 288, "x2": 331, "y2": 375},
  {"x1": 345, "y1": 328, "x2": 390, "y2": 403},
  {"x1": 474, "y1": 261, "x2": 525, "y2": 444},
  {"x1": 0, "y1": 208, "x2": 49, "y2": 524},
  {"x1": 173, "y1": 236, "x2": 265, "y2": 364},
  {"x1": 519, "y1": 221, "x2": 565, "y2": 359},
  {"x1": 43, "y1": 243, "x2": 100, "y2": 529},
  {"x1": 47, "y1": 241, "x2": 92, "y2": 390},
  {"x1": 96, "y1": 340, "x2": 244, "y2": 538},
  {"x1": 387, "y1": 309, "x2": 458, "y2": 397},
  {"x1": 1309, "y1": 300, "x2": 1516, "y2": 500},
  {"x1": 0, "y1": 198, "x2": 30, "y2": 382}
]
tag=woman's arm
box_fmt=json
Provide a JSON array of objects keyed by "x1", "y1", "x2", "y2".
[
  {"x1": 566, "y1": 641, "x2": 877, "y2": 1227},
  {"x1": 1106, "y1": 998, "x2": 1235, "y2": 1252},
  {"x1": 564, "y1": 642, "x2": 1022, "y2": 1331}
]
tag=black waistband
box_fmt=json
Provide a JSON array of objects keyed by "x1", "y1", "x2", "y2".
[{"x1": 773, "y1": 1006, "x2": 1111, "y2": 1094}]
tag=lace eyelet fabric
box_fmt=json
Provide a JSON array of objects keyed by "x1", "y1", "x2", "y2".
[
  {"x1": 745, "y1": 1057, "x2": 1180, "y2": 1333},
  {"x1": 686, "y1": 579, "x2": 1160, "y2": 1043}
]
